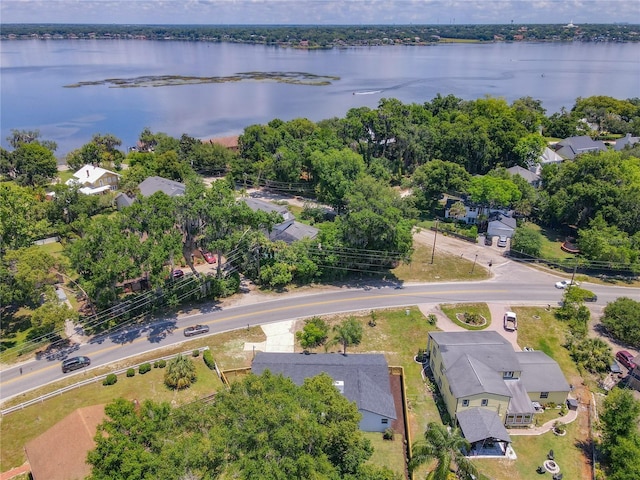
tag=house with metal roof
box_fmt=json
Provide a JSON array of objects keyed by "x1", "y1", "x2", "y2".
[
  {"x1": 506, "y1": 165, "x2": 541, "y2": 188},
  {"x1": 251, "y1": 352, "x2": 397, "y2": 432},
  {"x1": 554, "y1": 135, "x2": 607, "y2": 160},
  {"x1": 614, "y1": 133, "x2": 640, "y2": 151},
  {"x1": 426, "y1": 331, "x2": 570, "y2": 455},
  {"x1": 115, "y1": 176, "x2": 185, "y2": 209},
  {"x1": 244, "y1": 197, "x2": 318, "y2": 243}
]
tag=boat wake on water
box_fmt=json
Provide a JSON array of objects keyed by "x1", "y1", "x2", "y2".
[{"x1": 353, "y1": 90, "x2": 383, "y2": 95}]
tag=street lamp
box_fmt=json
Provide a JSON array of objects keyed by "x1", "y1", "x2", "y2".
[{"x1": 470, "y1": 254, "x2": 478, "y2": 274}]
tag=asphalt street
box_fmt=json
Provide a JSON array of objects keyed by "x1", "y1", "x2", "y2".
[{"x1": 1, "y1": 259, "x2": 638, "y2": 403}]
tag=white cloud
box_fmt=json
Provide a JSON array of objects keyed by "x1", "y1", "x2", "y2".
[{"x1": 1, "y1": 0, "x2": 638, "y2": 24}]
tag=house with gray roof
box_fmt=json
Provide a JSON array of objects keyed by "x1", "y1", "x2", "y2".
[
  {"x1": 251, "y1": 352, "x2": 397, "y2": 432},
  {"x1": 614, "y1": 133, "x2": 640, "y2": 151},
  {"x1": 507, "y1": 165, "x2": 541, "y2": 188},
  {"x1": 426, "y1": 331, "x2": 569, "y2": 455},
  {"x1": 115, "y1": 176, "x2": 185, "y2": 209},
  {"x1": 244, "y1": 197, "x2": 318, "y2": 244},
  {"x1": 554, "y1": 135, "x2": 607, "y2": 160},
  {"x1": 487, "y1": 214, "x2": 517, "y2": 239}
]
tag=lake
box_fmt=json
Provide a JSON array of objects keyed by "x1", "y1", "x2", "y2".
[{"x1": 1, "y1": 39, "x2": 639, "y2": 156}]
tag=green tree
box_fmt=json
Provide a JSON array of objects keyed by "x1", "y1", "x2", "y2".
[
  {"x1": 296, "y1": 316, "x2": 330, "y2": 351},
  {"x1": 468, "y1": 175, "x2": 521, "y2": 208},
  {"x1": 164, "y1": 354, "x2": 197, "y2": 390},
  {"x1": 11, "y1": 142, "x2": 58, "y2": 186},
  {"x1": 568, "y1": 337, "x2": 611, "y2": 373},
  {"x1": 87, "y1": 398, "x2": 174, "y2": 480},
  {"x1": 607, "y1": 435, "x2": 640, "y2": 480},
  {"x1": 29, "y1": 295, "x2": 79, "y2": 340},
  {"x1": 513, "y1": 133, "x2": 547, "y2": 166},
  {"x1": 3, "y1": 246, "x2": 60, "y2": 305},
  {"x1": 310, "y1": 148, "x2": 365, "y2": 212},
  {"x1": 332, "y1": 317, "x2": 363, "y2": 355},
  {"x1": 409, "y1": 422, "x2": 478, "y2": 480},
  {"x1": 599, "y1": 388, "x2": 640, "y2": 456},
  {"x1": 411, "y1": 160, "x2": 471, "y2": 211},
  {"x1": 0, "y1": 183, "x2": 50, "y2": 250},
  {"x1": 601, "y1": 297, "x2": 640, "y2": 347},
  {"x1": 448, "y1": 201, "x2": 467, "y2": 221},
  {"x1": 510, "y1": 227, "x2": 542, "y2": 257}
]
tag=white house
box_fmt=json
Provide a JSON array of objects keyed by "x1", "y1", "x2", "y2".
[{"x1": 66, "y1": 164, "x2": 120, "y2": 195}]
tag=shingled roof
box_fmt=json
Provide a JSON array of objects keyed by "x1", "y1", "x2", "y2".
[
  {"x1": 457, "y1": 407, "x2": 512, "y2": 444},
  {"x1": 252, "y1": 352, "x2": 396, "y2": 420}
]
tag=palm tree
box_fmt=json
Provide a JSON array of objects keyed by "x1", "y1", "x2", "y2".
[
  {"x1": 164, "y1": 354, "x2": 197, "y2": 390},
  {"x1": 409, "y1": 422, "x2": 478, "y2": 480}
]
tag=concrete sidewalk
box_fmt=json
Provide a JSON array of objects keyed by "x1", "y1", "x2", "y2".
[
  {"x1": 244, "y1": 320, "x2": 296, "y2": 353},
  {"x1": 508, "y1": 404, "x2": 579, "y2": 436}
]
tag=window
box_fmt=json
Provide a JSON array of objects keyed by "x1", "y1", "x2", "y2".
[
  {"x1": 481, "y1": 399, "x2": 488, "y2": 406},
  {"x1": 503, "y1": 371, "x2": 514, "y2": 379},
  {"x1": 540, "y1": 392, "x2": 549, "y2": 399},
  {"x1": 462, "y1": 399, "x2": 469, "y2": 407},
  {"x1": 381, "y1": 419, "x2": 388, "y2": 424}
]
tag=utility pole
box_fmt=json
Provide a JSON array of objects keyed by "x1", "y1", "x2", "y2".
[
  {"x1": 471, "y1": 254, "x2": 478, "y2": 274},
  {"x1": 431, "y1": 219, "x2": 439, "y2": 264},
  {"x1": 569, "y1": 260, "x2": 578, "y2": 289}
]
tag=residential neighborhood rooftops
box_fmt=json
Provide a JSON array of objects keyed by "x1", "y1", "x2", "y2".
[
  {"x1": 555, "y1": 135, "x2": 607, "y2": 159},
  {"x1": 138, "y1": 176, "x2": 186, "y2": 197},
  {"x1": 67, "y1": 164, "x2": 119, "y2": 186},
  {"x1": 251, "y1": 352, "x2": 397, "y2": 420},
  {"x1": 516, "y1": 351, "x2": 571, "y2": 393},
  {"x1": 456, "y1": 407, "x2": 511, "y2": 444}
]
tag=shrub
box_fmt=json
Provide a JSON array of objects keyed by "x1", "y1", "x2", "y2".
[
  {"x1": 164, "y1": 354, "x2": 197, "y2": 390},
  {"x1": 553, "y1": 421, "x2": 566, "y2": 434},
  {"x1": 203, "y1": 349, "x2": 215, "y2": 370},
  {"x1": 192, "y1": 349, "x2": 200, "y2": 357},
  {"x1": 427, "y1": 314, "x2": 437, "y2": 326},
  {"x1": 126, "y1": 368, "x2": 135, "y2": 377},
  {"x1": 139, "y1": 363, "x2": 151, "y2": 374},
  {"x1": 153, "y1": 361, "x2": 159, "y2": 368},
  {"x1": 157, "y1": 359, "x2": 167, "y2": 368},
  {"x1": 103, "y1": 373, "x2": 117, "y2": 386},
  {"x1": 383, "y1": 428, "x2": 395, "y2": 440}
]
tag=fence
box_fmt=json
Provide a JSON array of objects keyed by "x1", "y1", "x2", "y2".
[{"x1": 0, "y1": 347, "x2": 208, "y2": 416}]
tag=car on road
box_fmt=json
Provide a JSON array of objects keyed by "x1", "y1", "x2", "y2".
[
  {"x1": 184, "y1": 324, "x2": 210, "y2": 337},
  {"x1": 201, "y1": 251, "x2": 216, "y2": 264},
  {"x1": 172, "y1": 269, "x2": 185, "y2": 279},
  {"x1": 584, "y1": 293, "x2": 598, "y2": 302},
  {"x1": 555, "y1": 280, "x2": 579, "y2": 289},
  {"x1": 61, "y1": 355, "x2": 91, "y2": 373},
  {"x1": 616, "y1": 350, "x2": 637, "y2": 370},
  {"x1": 497, "y1": 235, "x2": 508, "y2": 247}
]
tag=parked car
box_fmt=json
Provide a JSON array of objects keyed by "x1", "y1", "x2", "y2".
[
  {"x1": 616, "y1": 350, "x2": 637, "y2": 370},
  {"x1": 609, "y1": 359, "x2": 623, "y2": 375},
  {"x1": 184, "y1": 324, "x2": 210, "y2": 337},
  {"x1": 497, "y1": 235, "x2": 508, "y2": 247},
  {"x1": 484, "y1": 235, "x2": 493, "y2": 246},
  {"x1": 61, "y1": 355, "x2": 91, "y2": 373},
  {"x1": 171, "y1": 269, "x2": 185, "y2": 279},
  {"x1": 584, "y1": 294, "x2": 598, "y2": 302},
  {"x1": 201, "y1": 251, "x2": 216, "y2": 264},
  {"x1": 555, "y1": 280, "x2": 580, "y2": 289}
]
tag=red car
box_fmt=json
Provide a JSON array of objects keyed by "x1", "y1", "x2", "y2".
[
  {"x1": 201, "y1": 251, "x2": 216, "y2": 264},
  {"x1": 616, "y1": 350, "x2": 637, "y2": 370}
]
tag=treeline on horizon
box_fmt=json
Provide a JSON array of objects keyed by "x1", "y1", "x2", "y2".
[{"x1": 1, "y1": 23, "x2": 639, "y2": 44}]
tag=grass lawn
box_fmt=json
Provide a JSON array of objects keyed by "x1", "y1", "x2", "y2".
[
  {"x1": 518, "y1": 222, "x2": 575, "y2": 261},
  {"x1": 1, "y1": 356, "x2": 223, "y2": 471},
  {"x1": 36, "y1": 241, "x2": 64, "y2": 257},
  {"x1": 440, "y1": 303, "x2": 492, "y2": 330},
  {"x1": 363, "y1": 431, "x2": 406, "y2": 477},
  {"x1": 392, "y1": 242, "x2": 490, "y2": 283},
  {"x1": 475, "y1": 421, "x2": 584, "y2": 480},
  {"x1": 57, "y1": 170, "x2": 74, "y2": 183},
  {"x1": 306, "y1": 307, "x2": 442, "y2": 435},
  {"x1": 512, "y1": 306, "x2": 582, "y2": 387}
]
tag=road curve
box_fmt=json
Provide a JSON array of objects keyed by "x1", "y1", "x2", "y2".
[{"x1": 1, "y1": 272, "x2": 637, "y2": 403}]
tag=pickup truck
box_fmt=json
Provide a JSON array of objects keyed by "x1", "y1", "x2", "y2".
[{"x1": 503, "y1": 311, "x2": 518, "y2": 331}]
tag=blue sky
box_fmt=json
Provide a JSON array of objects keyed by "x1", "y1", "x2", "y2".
[{"x1": 1, "y1": 0, "x2": 638, "y2": 25}]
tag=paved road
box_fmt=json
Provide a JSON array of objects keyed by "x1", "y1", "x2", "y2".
[{"x1": 1, "y1": 256, "x2": 637, "y2": 403}]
